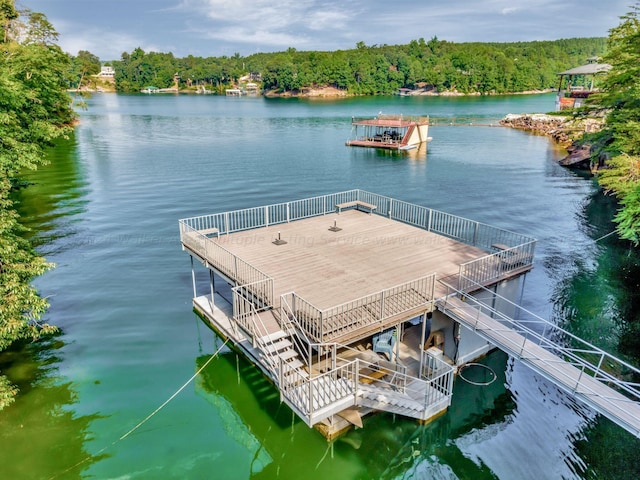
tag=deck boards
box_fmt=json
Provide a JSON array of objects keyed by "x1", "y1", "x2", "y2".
[{"x1": 213, "y1": 210, "x2": 486, "y2": 309}]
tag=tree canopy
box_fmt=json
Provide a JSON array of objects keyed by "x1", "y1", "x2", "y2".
[
  {"x1": 112, "y1": 37, "x2": 607, "y2": 95},
  {"x1": 0, "y1": 0, "x2": 74, "y2": 408},
  {"x1": 590, "y1": 2, "x2": 640, "y2": 243}
]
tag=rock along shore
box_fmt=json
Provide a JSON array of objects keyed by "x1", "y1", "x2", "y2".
[{"x1": 500, "y1": 113, "x2": 605, "y2": 169}]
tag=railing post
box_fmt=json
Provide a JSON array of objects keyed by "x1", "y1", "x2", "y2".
[
  {"x1": 380, "y1": 290, "x2": 385, "y2": 320},
  {"x1": 279, "y1": 357, "x2": 284, "y2": 400},
  {"x1": 308, "y1": 373, "x2": 314, "y2": 418},
  {"x1": 388, "y1": 198, "x2": 393, "y2": 218},
  {"x1": 574, "y1": 367, "x2": 585, "y2": 393},
  {"x1": 224, "y1": 212, "x2": 230, "y2": 235},
  {"x1": 354, "y1": 358, "x2": 360, "y2": 402},
  {"x1": 427, "y1": 209, "x2": 432, "y2": 232},
  {"x1": 265, "y1": 206, "x2": 269, "y2": 228},
  {"x1": 287, "y1": 202, "x2": 290, "y2": 223},
  {"x1": 595, "y1": 353, "x2": 605, "y2": 379},
  {"x1": 473, "y1": 222, "x2": 479, "y2": 246}
]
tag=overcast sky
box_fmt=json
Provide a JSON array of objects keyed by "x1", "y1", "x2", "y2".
[{"x1": 23, "y1": 0, "x2": 633, "y2": 61}]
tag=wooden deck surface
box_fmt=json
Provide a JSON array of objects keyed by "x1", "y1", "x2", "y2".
[{"x1": 213, "y1": 210, "x2": 487, "y2": 310}]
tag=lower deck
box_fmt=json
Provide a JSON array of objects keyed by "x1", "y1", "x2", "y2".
[{"x1": 193, "y1": 294, "x2": 454, "y2": 437}]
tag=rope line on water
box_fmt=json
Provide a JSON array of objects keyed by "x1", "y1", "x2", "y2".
[
  {"x1": 594, "y1": 230, "x2": 617, "y2": 243},
  {"x1": 49, "y1": 338, "x2": 229, "y2": 479},
  {"x1": 458, "y1": 362, "x2": 497, "y2": 386}
]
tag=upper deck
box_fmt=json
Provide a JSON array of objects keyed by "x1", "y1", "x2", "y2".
[{"x1": 180, "y1": 190, "x2": 536, "y2": 345}]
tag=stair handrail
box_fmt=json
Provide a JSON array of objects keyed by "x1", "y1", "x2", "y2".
[
  {"x1": 446, "y1": 276, "x2": 640, "y2": 393},
  {"x1": 280, "y1": 293, "x2": 314, "y2": 369},
  {"x1": 232, "y1": 283, "x2": 294, "y2": 382},
  {"x1": 354, "y1": 358, "x2": 454, "y2": 417},
  {"x1": 438, "y1": 278, "x2": 640, "y2": 427}
]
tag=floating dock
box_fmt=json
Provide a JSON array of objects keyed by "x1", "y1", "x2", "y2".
[
  {"x1": 346, "y1": 114, "x2": 431, "y2": 150},
  {"x1": 179, "y1": 190, "x2": 640, "y2": 439}
]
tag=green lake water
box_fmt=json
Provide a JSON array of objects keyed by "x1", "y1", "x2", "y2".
[{"x1": 1, "y1": 93, "x2": 639, "y2": 479}]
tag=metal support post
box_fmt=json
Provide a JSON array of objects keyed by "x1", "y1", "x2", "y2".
[
  {"x1": 190, "y1": 255, "x2": 197, "y2": 298},
  {"x1": 209, "y1": 270, "x2": 215, "y2": 307}
]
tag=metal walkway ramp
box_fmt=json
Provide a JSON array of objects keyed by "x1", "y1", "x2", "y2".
[{"x1": 437, "y1": 283, "x2": 640, "y2": 438}]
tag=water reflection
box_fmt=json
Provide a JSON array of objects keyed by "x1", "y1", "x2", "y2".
[
  {"x1": 15, "y1": 134, "x2": 90, "y2": 254},
  {"x1": 548, "y1": 176, "x2": 640, "y2": 479},
  {"x1": 0, "y1": 337, "x2": 102, "y2": 479},
  {"x1": 195, "y1": 339, "x2": 519, "y2": 480}
]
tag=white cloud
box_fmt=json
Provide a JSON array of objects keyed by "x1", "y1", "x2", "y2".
[
  {"x1": 178, "y1": 0, "x2": 356, "y2": 49},
  {"x1": 502, "y1": 7, "x2": 518, "y2": 15},
  {"x1": 57, "y1": 26, "x2": 160, "y2": 60},
  {"x1": 201, "y1": 26, "x2": 308, "y2": 48}
]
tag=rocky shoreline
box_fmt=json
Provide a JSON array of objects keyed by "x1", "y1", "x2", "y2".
[
  {"x1": 264, "y1": 86, "x2": 554, "y2": 99},
  {"x1": 500, "y1": 113, "x2": 605, "y2": 169}
]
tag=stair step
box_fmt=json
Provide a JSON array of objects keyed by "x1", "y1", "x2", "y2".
[
  {"x1": 262, "y1": 339, "x2": 293, "y2": 354},
  {"x1": 259, "y1": 330, "x2": 289, "y2": 344},
  {"x1": 283, "y1": 358, "x2": 304, "y2": 370},
  {"x1": 276, "y1": 348, "x2": 298, "y2": 360}
]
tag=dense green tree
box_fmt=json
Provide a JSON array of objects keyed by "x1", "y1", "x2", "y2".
[
  {"x1": 111, "y1": 37, "x2": 606, "y2": 95},
  {"x1": 591, "y1": 3, "x2": 640, "y2": 243},
  {"x1": 0, "y1": 1, "x2": 74, "y2": 407}
]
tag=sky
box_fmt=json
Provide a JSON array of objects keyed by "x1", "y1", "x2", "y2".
[{"x1": 23, "y1": 0, "x2": 633, "y2": 61}]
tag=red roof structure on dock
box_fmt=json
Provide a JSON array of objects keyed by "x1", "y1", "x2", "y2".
[{"x1": 346, "y1": 114, "x2": 431, "y2": 150}]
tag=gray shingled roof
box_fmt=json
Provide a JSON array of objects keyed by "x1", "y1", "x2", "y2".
[{"x1": 558, "y1": 63, "x2": 612, "y2": 76}]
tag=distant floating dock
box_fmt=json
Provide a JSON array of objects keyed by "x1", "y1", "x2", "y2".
[{"x1": 346, "y1": 114, "x2": 431, "y2": 150}]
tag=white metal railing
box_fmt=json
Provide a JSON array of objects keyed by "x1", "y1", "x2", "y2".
[
  {"x1": 458, "y1": 240, "x2": 536, "y2": 291},
  {"x1": 179, "y1": 190, "x2": 360, "y2": 235},
  {"x1": 421, "y1": 351, "x2": 456, "y2": 401},
  {"x1": 282, "y1": 274, "x2": 435, "y2": 343},
  {"x1": 231, "y1": 280, "x2": 274, "y2": 341},
  {"x1": 279, "y1": 355, "x2": 454, "y2": 425},
  {"x1": 280, "y1": 294, "x2": 314, "y2": 369},
  {"x1": 438, "y1": 278, "x2": 640, "y2": 436},
  {"x1": 180, "y1": 190, "x2": 535, "y2": 308},
  {"x1": 280, "y1": 360, "x2": 357, "y2": 421},
  {"x1": 180, "y1": 189, "x2": 535, "y2": 253},
  {"x1": 354, "y1": 357, "x2": 454, "y2": 418},
  {"x1": 180, "y1": 223, "x2": 274, "y2": 304},
  {"x1": 351, "y1": 114, "x2": 429, "y2": 124},
  {"x1": 232, "y1": 287, "x2": 454, "y2": 426}
]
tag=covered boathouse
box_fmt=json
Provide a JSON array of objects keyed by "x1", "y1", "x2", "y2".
[
  {"x1": 180, "y1": 190, "x2": 640, "y2": 439},
  {"x1": 346, "y1": 114, "x2": 430, "y2": 150}
]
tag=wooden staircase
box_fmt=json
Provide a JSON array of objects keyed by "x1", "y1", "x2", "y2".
[{"x1": 256, "y1": 329, "x2": 309, "y2": 385}]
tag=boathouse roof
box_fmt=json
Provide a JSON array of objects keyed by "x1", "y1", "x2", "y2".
[{"x1": 557, "y1": 63, "x2": 611, "y2": 76}]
